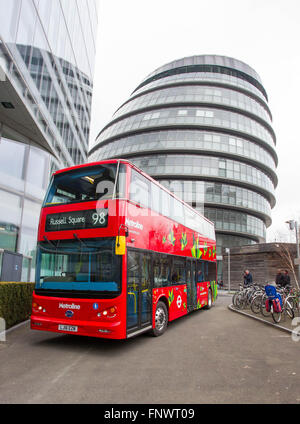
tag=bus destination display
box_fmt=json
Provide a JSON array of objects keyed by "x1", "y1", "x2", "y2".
[{"x1": 46, "y1": 209, "x2": 108, "y2": 232}]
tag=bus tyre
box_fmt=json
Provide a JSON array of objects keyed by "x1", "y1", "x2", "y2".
[
  {"x1": 152, "y1": 301, "x2": 168, "y2": 337},
  {"x1": 204, "y1": 289, "x2": 213, "y2": 309}
]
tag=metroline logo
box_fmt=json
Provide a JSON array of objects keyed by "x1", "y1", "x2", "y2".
[
  {"x1": 58, "y1": 303, "x2": 80, "y2": 310},
  {"x1": 125, "y1": 218, "x2": 143, "y2": 230}
]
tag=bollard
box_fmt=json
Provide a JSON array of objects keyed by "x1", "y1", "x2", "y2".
[{"x1": 0, "y1": 317, "x2": 6, "y2": 342}]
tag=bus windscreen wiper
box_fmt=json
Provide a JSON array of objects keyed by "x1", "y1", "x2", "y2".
[
  {"x1": 73, "y1": 233, "x2": 89, "y2": 248},
  {"x1": 73, "y1": 233, "x2": 88, "y2": 247},
  {"x1": 43, "y1": 236, "x2": 58, "y2": 249}
]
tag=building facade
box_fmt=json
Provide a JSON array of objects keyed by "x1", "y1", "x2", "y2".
[
  {"x1": 0, "y1": 0, "x2": 99, "y2": 279},
  {"x1": 89, "y1": 55, "x2": 277, "y2": 280},
  {"x1": 222, "y1": 243, "x2": 298, "y2": 290}
]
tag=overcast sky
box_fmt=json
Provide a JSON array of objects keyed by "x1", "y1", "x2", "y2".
[{"x1": 89, "y1": 0, "x2": 300, "y2": 242}]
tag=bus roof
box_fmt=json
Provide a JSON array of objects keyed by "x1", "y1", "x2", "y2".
[
  {"x1": 53, "y1": 159, "x2": 130, "y2": 176},
  {"x1": 53, "y1": 159, "x2": 215, "y2": 234}
]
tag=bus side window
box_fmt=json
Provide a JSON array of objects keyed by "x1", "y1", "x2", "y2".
[
  {"x1": 172, "y1": 257, "x2": 186, "y2": 285},
  {"x1": 153, "y1": 253, "x2": 171, "y2": 287},
  {"x1": 197, "y1": 261, "x2": 205, "y2": 282},
  {"x1": 129, "y1": 169, "x2": 150, "y2": 208},
  {"x1": 118, "y1": 165, "x2": 127, "y2": 198},
  {"x1": 150, "y1": 182, "x2": 161, "y2": 215},
  {"x1": 153, "y1": 256, "x2": 161, "y2": 288}
]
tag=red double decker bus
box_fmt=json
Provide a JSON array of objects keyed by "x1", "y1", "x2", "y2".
[{"x1": 31, "y1": 159, "x2": 217, "y2": 339}]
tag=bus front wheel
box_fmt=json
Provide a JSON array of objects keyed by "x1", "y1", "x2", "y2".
[
  {"x1": 152, "y1": 301, "x2": 168, "y2": 336},
  {"x1": 204, "y1": 289, "x2": 213, "y2": 309}
]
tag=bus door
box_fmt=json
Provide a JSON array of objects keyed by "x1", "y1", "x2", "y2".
[
  {"x1": 127, "y1": 250, "x2": 152, "y2": 335},
  {"x1": 187, "y1": 259, "x2": 197, "y2": 311}
]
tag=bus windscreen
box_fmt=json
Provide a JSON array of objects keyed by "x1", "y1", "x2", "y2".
[
  {"x1": 44, "y1": 164, "x2": 122, "y2": 206},
  {"x1": 35, "y1": 238, "x2": 121, "y2": 293}
]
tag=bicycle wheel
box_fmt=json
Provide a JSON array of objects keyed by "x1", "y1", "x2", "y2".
[
  {"x1": 251, "y1": 294, "x2": 263, "y2": 314},
  {"x1": 285, "y1": 300, "x2": 294, "y2": 319},
  {"x1": 271, "y1": 304, "x2": 281, "y2": 323},
  {"x1": 245, "y1": 291, "x2": 253, "y2": 308},
  {"x1": 235, "y1": 293, "x2": 245, "y2": 309},
  {"x1": 288, "y1": 296, "x2": 297, "y2": 313},
  {"x1": 232, "y1": 292, "x2": 238, "y2": 307}
]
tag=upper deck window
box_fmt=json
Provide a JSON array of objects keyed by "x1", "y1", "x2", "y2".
[
  {"x1": 129, "y1": 168, "x2": 151, "y2": 208},
  {"x1": 44, "y1": 164, "x2": 126, "y2": 206}
]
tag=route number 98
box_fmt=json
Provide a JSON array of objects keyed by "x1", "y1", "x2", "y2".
[{"x1": 92, "y1": 211, "x2": 107, "y2": 226}]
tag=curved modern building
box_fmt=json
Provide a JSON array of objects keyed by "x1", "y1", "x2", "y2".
[
  {"x1": 0, "y1": 0, "x2": 99, "y2": 280},
  {"x1": 89, "y1": 55, "x2": 277, "y2": 279}
]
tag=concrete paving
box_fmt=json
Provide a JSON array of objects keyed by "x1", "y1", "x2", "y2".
[{"x1": 0, "y1": 294, "x2": 299, "y2": 404}]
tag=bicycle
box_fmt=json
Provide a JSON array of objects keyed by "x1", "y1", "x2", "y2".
[
  {"x1": 233, "y1": 284, "x2": 251, "y2": 310},
  {"x1": 272, "y1": 296, "x2": 294, "y2": 323},
  {"x1": 259, "y1": 293, "x2": 272, "y2": 317},
  {"x1": 264, "y1": 285, "x2": 294, "y2": 324},
  {"x1": 250, "y1": 286, "x2": 266, "y2": 314},
  {"x1": 285, "y1": 287, "x2": 300, "y2": 316},
  {"x1": 232, "y1": 284, "x2": 243, "y2": 308},
  {"x1": 250, "y1": 281, "x2": 272, "y2": 316},
  {"x1": 233, "y1": 283, "x2": 262, "y2": 310}
]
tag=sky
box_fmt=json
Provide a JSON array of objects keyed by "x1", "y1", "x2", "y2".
[{"x1": 89, "y1": 0, "x2": 300, "y2": 242}]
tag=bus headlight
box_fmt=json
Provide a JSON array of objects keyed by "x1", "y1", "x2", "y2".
[{"x1": 32, "y1": 302, "x2": 46, "y2": 313}]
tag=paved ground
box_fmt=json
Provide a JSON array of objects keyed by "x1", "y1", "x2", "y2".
[
  {"x1": 230, "y1": 304, "x2": 299, "y2": 331},
  {"x1": 0, "y1": 294, "x2": 299, "y2": 404}
]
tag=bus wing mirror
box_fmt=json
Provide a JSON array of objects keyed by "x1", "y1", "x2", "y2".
[{"x1": 115, "y1": 236, "x2": 126, "y2": 255}]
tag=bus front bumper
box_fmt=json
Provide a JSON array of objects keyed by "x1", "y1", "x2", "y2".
[{"x1": 30, "y1": 315, "x2": 125, "y2": 339}]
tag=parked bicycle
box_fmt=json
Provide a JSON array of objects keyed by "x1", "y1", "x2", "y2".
[
  {"x1": 250, "y1": 287, "x2": 267, "y2": 314},
  {"x1": 232, "y1": 280, "x2": 298, "y2": 324},
  {"x1": 232, "y1": 283, "x2": 264, "y2": 310},
  {"x1": 264, "y1": 284, "x2": 294, "y2": 324},
  {"x1": 285, "y1": 287, "x2": 300, "y2": 315}
]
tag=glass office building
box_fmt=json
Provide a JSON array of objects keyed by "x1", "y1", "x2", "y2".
[
  {"x1": 0, "y1": 0, "x2": 99, "y2": 279},
  {"x1": 89, "y1": 55, "x2": 277, "y2": 279}
]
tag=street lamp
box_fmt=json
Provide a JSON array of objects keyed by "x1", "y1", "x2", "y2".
[
  {"x1": 285, "y1": 219, "x2": 300, "y2": 282},
  {"x1": 225, "y1": 247, "x2": 230, "y2": 292}
]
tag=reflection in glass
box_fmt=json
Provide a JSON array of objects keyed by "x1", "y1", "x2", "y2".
[
  {"x1": 0, "y1": 138, "x2": 25, "y2": 179},
  {"x1": 0, "y1": 222, "x2": 19, "y2": 252}
]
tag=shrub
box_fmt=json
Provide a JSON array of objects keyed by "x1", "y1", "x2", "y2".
[{"x1": 0, "y1": 282, "x2": 34, "y2": 329}]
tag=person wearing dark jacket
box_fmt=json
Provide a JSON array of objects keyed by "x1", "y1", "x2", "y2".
[
  {"x1": 282, "y1": 270, "x2": 291, "y2": 288},
  {"x1": 275, "y1": 269, "x2": 284, "y2": 287},
  {"x1": 243, "y1": 269, "x2": 253, "y2": 286}
]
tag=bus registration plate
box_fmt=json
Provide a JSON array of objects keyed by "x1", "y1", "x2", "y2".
[{"x1": 58, "y1": 324, "x2": 78, "y2": 332}]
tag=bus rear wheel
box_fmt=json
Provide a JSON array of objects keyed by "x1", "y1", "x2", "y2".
[{"x1": 152, "y1": 301, "x2": 168, "y2": 337}]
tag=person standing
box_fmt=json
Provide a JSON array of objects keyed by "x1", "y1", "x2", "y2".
[
  {"x1": 243, "y1": 269, "x2": 253, "y2": 286},
  {"x1": 275, "y1": 269, "x2": 284, "y2": 287},
  {"x1": 282, "y1": 270, "x2": 291, "y2": 288}
]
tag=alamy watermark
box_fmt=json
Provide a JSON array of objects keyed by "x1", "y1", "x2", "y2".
[{"x1": 95, "y1": 179, "x2": 205, "y2": 220}]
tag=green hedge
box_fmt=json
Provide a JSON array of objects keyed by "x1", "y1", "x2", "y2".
[{"x1": 0, "y1": 282, "x2": 35, "y2": 329}]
